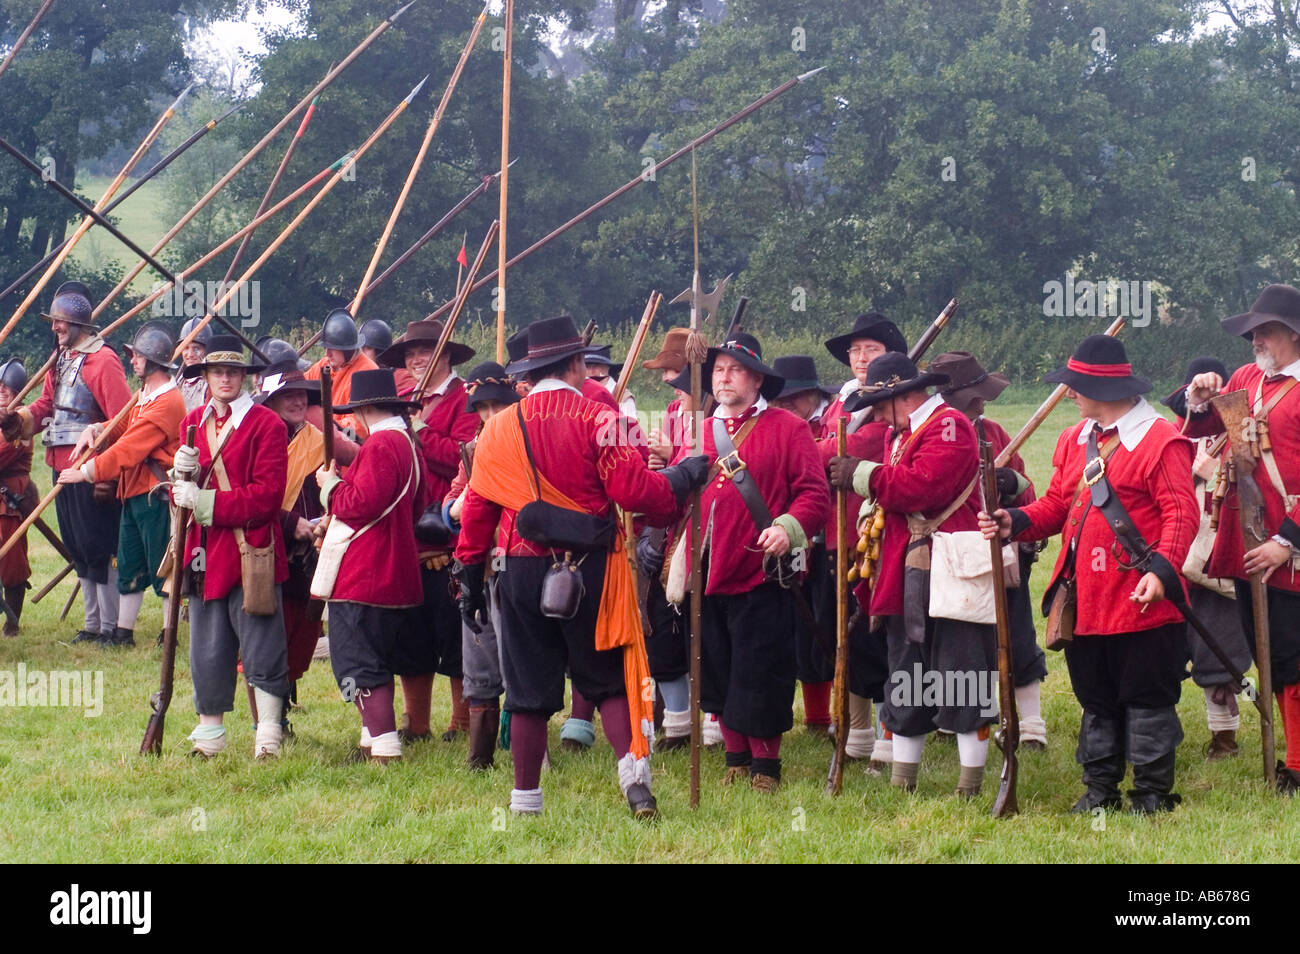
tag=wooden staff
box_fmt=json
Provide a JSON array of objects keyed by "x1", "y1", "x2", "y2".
[
  {"x1": 0, "y1": 82, "x2": 193, "y2": 347},
  {"x1": 90, "y1": 1, "x2": 417, "y2": 321},
  {"x1": 0, "y1": 78, "x2": 426, "y2": 564},
  {"x1": 826, "y1": 417, "x2": 850, "y2": 795},
  {"x1": 612, "y1": 291, "x2": 663, "y2": 586},
  {"x1": 0, "y1": 102, "x2": 243, "y2": 309},
  {"x1": 352, "y1": 4, "x2": 488, "y2": 318},
  {"x1": 995, "y1": 315, "x2": 1126, "y2": 467},
  {"x1": 140, "y1": 424, "x2": 197, "y2": 755},
  {"x1": 0, "y1": 0, "x2": 57, "y2": 81},
  {"x1": 495, "y1": 0, "x2": 513, "y2": 362},
  {"x1": 425, "y1": 66, "x2": 827, "y2": 325}
]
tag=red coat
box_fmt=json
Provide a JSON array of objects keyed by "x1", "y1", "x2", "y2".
[
  {"x1": 1185, "y1": 363, "x2": 1300, "y2": 593},
  {"x1": 26, "y1": 343, "x2": 132, "y2": 469},
  {"x1": 865, "y1": 401, "x2": 980, "y2": 617},
  {"x1": 675, "y1": 404, "x2": 830, "y2": 596},
  {"x1": 0, "y1": 434, "x2": 32, "y2": 585},
  {"x1": 455, "y1": 385, "x2": 677, "y2": 563},
  {"x1": 982, "y1": 416, "x2": 1036, "y2": 507},
  {"x1": 1016, "y1": 418, "x2": 1197, "y2": 635},
  {"x1": 327, "y1": 425, "x2": 425, "y2": 606},
  {"x1": 182, "y1": 397, "x2": 289, "y2": 601},
  {"x1": 408, "y1": 377, "x2": 478, "y2": 505}
]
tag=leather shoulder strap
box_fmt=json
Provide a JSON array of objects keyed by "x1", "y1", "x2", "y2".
[{"x1": 712, "y1": 414, "x2": 773, "y2": 533}]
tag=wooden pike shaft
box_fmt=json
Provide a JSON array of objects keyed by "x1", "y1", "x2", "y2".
[
  {"x1": 353, "y1": 5, "x2": 488, "y2": 317},
  {"x1": 0, "y1": 83, "x2": 422, "y2": 564},
  {"x1": 495, "y1": 0, "x2": 514, "y2": 363},
  {"x1": 996, "y1": 315, "x2": 1126, "y2": 467},
  {"x1": 0, "y1": 83, "x2": 193, "y2": 346},
  {"x1": 611, "y1": 291, "x2": 662, "y2": 405},
  {"x1": 826, "y1": 417, "x2": 850, "y2": 796},
  {"x1": 0, "y1": 0, "x2": 57, "y2": 81},
  {"x1": 31, "y1": 561, "x2": 75, "y2": 605},
  {"x1": 91, "y1": 2, "x2": 417, "y2": 320}
]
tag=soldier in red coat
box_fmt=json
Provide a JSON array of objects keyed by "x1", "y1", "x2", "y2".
[
  {"x1": 171, "y1": 337, "x2": 291, "y2": 761},
  {"x1": 453, "y1": 315, "x2": 708, "y2": 818},
  {"x1": 316, "y1": 369, "x2": 427, "y2": 764},
  {"x1": 830, "y1": 353, "x2": 995, "y2": 797},
  {"x1": 982, "y1": 335, "x2": 1197, "y2": 812},
  {"x1": 1183, "y1": 285, "x2": 1300, "y2": 793},
  {"x1": 670, "y1": 333, "x2": 830, "y2": 792},
  {"x1": 2, "y1": 282, "x2": 132, "y2": 644},
  {"x1": 0, "y1": 359, "x2": 33, "y2": 636},
  {"x1": 931, "y1": 351, "x2": 1050, "y2": 750},
  {"x1": 378, "y1": 320, "x2": 478, "y2": 745}
]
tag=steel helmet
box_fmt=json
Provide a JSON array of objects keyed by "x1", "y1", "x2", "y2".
[
  {"x1": 321, "y1": 308, "x2": 360, "y2": 351},
  {"x1": 123, "y1": 321, "x2": 179, "y2": 371}
]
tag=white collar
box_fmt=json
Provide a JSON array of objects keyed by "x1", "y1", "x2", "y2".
[
  {"x1": 369, "y1": 415, "x2": 407, "y2": 435},
  {"x1": 839, "y1": 377, "x2": 862, "y2": 399},
  {"x1": 1267, "y1": 356, "x2": 1300, "y2": 382},
  {"x1": 908, "y1": 392, "x2": 945, "y2": 432},
  {"x1": 531, "y1": 377, "x2": 581, "y2": 396},
  {"x1": 140, "y1": 377, "x2": 177, "y2": 406},
  {"x1": 810, "y1": 397, "x2": 829, "y2": 423},
  {"x1": 1077, "y1": 397, "x2": 1161, "y2": 452},
  {"x1": 201, "y1": 392, "x2": 254, "y2": 430},
  {"x1": 713, "y1": 395, "x2": 767, "y2": 420},
  {"x1": 68, "y1": 334, "x2": 104, "y2": 356},
  {"x1": 427, "y1": 372, "x2": 458, "y2": 397}
]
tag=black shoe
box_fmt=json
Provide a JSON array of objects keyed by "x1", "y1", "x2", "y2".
[
  {"x1": 95, "y1": 630, "x2": 116, "y2": 646},
  {"x1": 1069, "y1": 789, "x2": 1123, "y2": 814},
  {"x1": 1276, "y1": 761, "x2": 1300, "y2": 796},
  {"x1": 657, "y1": 734, "x2": 690, "y2": 752},
  {"x1": 110, "y1": 627, "x2": 135, "y2": 647},
  {"x1": 70, "y1": 629, "x2": 98, "y2": 644},
  {"x1": 398, "y1": 728, "x2": 433, "y2": 744},
  {"x1": 1128, "y1": 790, "x2": 1181, "y2": 814},
  {"x1": 626, "y1": 782, "x2": 657, "y2": 820}
]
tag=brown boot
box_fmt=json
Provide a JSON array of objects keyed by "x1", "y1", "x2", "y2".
[
  {"x1": 1205, "y1": 730, "x2": 1238, "y2": 761},
  {"x1": 467, "y1": 704, "x2": 498, "y2": 770},
  {"x1": 721, "y1": 765, "x2": 751, "y2": 786}
]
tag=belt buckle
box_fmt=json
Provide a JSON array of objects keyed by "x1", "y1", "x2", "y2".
[
  {"x1": 1083, "y1": 456, "x2": 1106, "y2": 487},
  {"x1": 716, "y1": 450, "x2": 746, "y2": 480}
]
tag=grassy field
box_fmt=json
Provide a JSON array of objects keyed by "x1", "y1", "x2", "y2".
[
  {"x1": 0, "y1": 398, "x2": 1295, "y2": 863},
  {"x1": 67, "y1": 174, "x2": 168, "y2": 295}
]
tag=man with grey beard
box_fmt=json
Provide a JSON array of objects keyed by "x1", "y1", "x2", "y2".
[{"x1": 1185, "y1": 284, "x2": 1300, "y2": 794}]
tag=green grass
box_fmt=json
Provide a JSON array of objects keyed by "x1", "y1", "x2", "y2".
[
  {"x1": 66, "y1": 174, "x2": 168, "y2": 294},
  {"x1": 1, "y1": 399, "x2": 1296, "y2": 863}
]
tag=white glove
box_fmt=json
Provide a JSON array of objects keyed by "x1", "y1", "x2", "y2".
[
  {"x1": 172, "y1": 444, "x2": 200, "y2": 478},
  {"x1": 172, "y1": 480, "x2": 200, "y2": 510}
]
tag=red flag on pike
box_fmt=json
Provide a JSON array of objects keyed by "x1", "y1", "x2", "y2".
[{"x1": 456, "y1": 238, "x2": 469, "y2": 268}]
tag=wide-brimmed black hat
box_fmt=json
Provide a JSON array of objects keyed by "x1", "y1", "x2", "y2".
[
  {"x1": 334, "y1": 368, "x2": 421, "y2": 413},
  {"x1": 843, "y1": 352, "x2": 949, "y2": 412},
  {"x1": 378, "y1": 319, "x2": 475, "y2": 369},
  {"x1": 1042, "y1": 334, "x2": 1151, "y2": 401},
  {"x1": 771, "y1": 355, "x2": 836, "y2": 400},
  {"x1": 931, "y1": 351, "x2": 1009, "y2": 413},
  {"x1": 702, "y1": 333, "x2": 785, "y2": 401},
  {"x1": 824, "y1": 312, "x2": 907, "y2": 367},
  {"x1": 254, "y1": 360, "x2": 322, "y2": 406},
  {"x1": 464, "y1": 361, "x2": 520, "y2": 412},
  {"x1": 1222, "y1": 284, "x2": 1300, "y2": 339},
  {"x1": 584, "y1": 345, "x2": 624, "y2": 380},
  {"x1": 1163, "y1": 356, "x2": 1229, "y2": 412},
  {"x1": 40, "y1": 280, "x2": 98, "y2": 330},
  {"x1": 181, "y1": 335, "x2": 265, "y2": 378},
  {"x1": 504, "y1": 315, "x2": 590, "y2": 376}
]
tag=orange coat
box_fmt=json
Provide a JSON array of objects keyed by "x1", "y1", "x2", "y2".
[{"x1": 94, "y1": 382, "x2": 186, "y2": 500}]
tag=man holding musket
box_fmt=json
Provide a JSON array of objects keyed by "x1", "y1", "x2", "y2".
[
  {"x1": 673, "y1": 333, "x2": 829, "y2": 792},
  {"x1": 981, "y1": 335, "x2": 1197, "y2": 812},
  {"x1": 1183, "y1": 284, "x2": 1300, "y2": 792},
  {"x1": 1, "y1": 281, "x2": 132, "y2": 644},
  {"x1": 172, "y1": 335, "x2": 291, "y2": 761}
]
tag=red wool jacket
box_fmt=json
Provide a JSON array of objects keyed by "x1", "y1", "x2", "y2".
[
  {"x1": 182, "y1": 397, "x2": 289, "y2": 601},
  {"x1": 982, "y1": 416, "x2": 1037, "y2": 507},
  {"x1": 674, "y1": 403, "x2": 830, "y2": 596},
  {"x1": 1185, "y1": 363, "x2": 1300, "y2": 593},
  {"x1": 1015, "y1": 417, "x2": 1197, "y2": 635},
  {"x1": 455, "y1": 385, "x2": 678, "y2": 563},
  {"x1": 865, "y1": 401, "x2": 980, "y2": 617},
  {"x1": 407, "y1": 377, "x2": 479, "y2": 504},
  {"x1": 326, "y1": 425, "x2": 426, "y2": 607},
  {"x1": 26, "y1": 343, "x2": 132, "y2": 469}
]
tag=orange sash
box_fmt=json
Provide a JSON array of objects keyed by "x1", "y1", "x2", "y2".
[
  {"x1": 471, "y1": 405, "x2": 653, "y2": 758},
  {"x1": 283, "y1": 423, "x2": 325, "y2": 511}
]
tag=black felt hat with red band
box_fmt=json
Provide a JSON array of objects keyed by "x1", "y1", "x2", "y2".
[{"x1": 1042, "y1": 334, "x2": 1151, "y2": 401}]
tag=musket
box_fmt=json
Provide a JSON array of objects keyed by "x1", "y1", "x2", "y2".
[
  {"x1": 0, "y1": 77, "x2": 428, "y2": 565},
  {"x1": 581, "y1": 320, "x2": 598, "y2": 346},
  {"x1": 140, "y1": 424, "x2": 196, "y2": 756},
  {"x1": 424, "y1": 66, "x2": 827, "y2": 324},
  {"x1": 995, "y1": 316, "x2": 1126, "y2": 467},
  {"x1": 612, "y1": 291, "x2": 662, "y2": 406},
  {"x1": 0, "y1": 134, "x2": 270, "y2": 361},
  {"x1": 685, "y1": 148, "x2": 706, "y2": 811},
  {"x1": 0, "y1": 103, "x2": 243, "y2": 309},
  {"x1": 979, "y1": 417, "x2": 1019, "y2": 817},
  {"x1": 91, "y1": 1, "x2": 419, "y2": 322},
  {"x1": 303, "y1": 367, "x2": 336, "y2": 627},
  {"x1": 826, "y1": 417, "x2": 850, "y2": 795},
  {"x1": 907, "y1": 297, "x2": 958, "y2": 363},
  {"x1": 353, "y1": 3, "x2": 489, "y2": 319},
  {"x1": 458, "y1": 441, "x2": 473, "y2": 481},
  {"x1": 1211, "y1": 389, "x2": 1277, "y2": 786},
  {"x1": 0, "y1": 82, "x2": 194, "y2": 347},
  {"x1": 0, "y1": 0, "x2": 57, "y2": 81}
]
